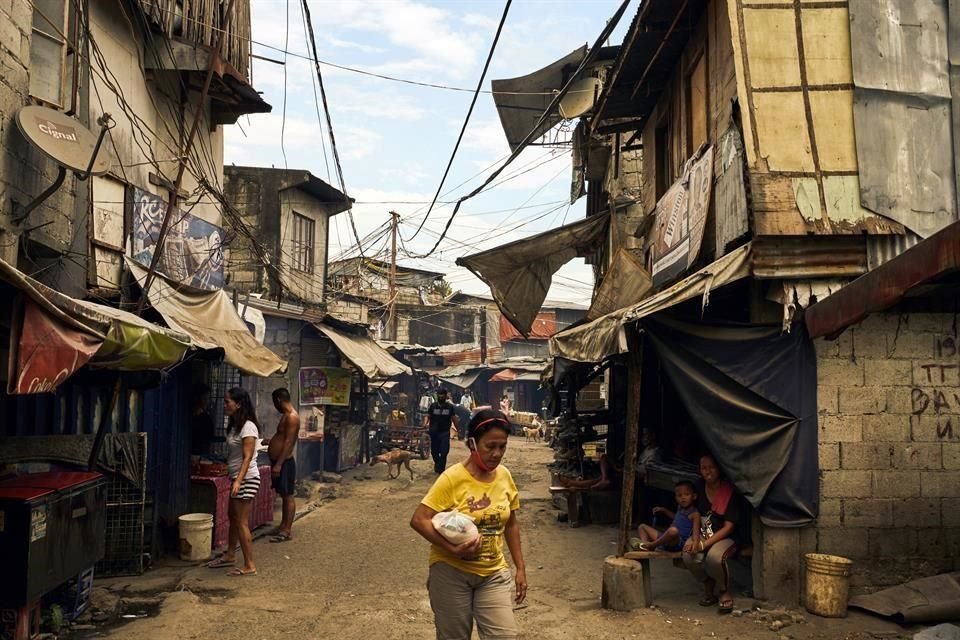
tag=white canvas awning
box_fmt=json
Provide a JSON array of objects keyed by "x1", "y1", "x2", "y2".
[
  {"x1": 315, "y1": 323, "x2": 412, "y2": 379},
  {"x1": 457, "y1": 213, "x2": 608, "y2": 337},
  {"x1": 128, "y1": 260, "x2": 287, "y2": 377},
  {"x1": 550, "y1": 243, "x2": 752, "y2": 363}
]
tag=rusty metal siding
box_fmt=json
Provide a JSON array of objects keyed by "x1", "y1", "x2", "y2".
[
  {"x1": 866, "y1": 231, "x2": 922, "y2": 271},
  {"x1": 849, "y1": 0, "x2": 957, "y2": 237},
  {"x1": 714, "y1": 126, "x2": 750, "y2": 256},
  {"x1": 753, "y1": 236, "x2": 867, "y2": 279}
]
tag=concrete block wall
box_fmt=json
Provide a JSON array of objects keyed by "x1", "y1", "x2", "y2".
[{"x1": 814, "y1": 312, "x2": 960, "y2": 587}]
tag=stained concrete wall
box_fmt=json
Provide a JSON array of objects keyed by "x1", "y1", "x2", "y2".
[
  {"x1": 1, "y1": 0, "x2": 225, "y2": 295},
  {"x1": 247, "y1": 316, "x2": 301, "y2": 442},
  {"x1": 277, "y1": 187, "x2": 330, "y2": 305},
  {"x1": 0, "y1": 0, "x2": 87, "y2": 294}
]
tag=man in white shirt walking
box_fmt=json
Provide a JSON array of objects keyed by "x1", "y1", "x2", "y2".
[{"x1": 459, "y1": 390, "x2": 473, "y2": 412}]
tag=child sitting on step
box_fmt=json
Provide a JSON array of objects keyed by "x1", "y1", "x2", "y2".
[{"x1": 632, "y1": 480, "x2": 698, "y2": 552}]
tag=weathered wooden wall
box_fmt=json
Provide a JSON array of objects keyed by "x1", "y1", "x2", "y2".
[{"x1": 725, "y1": 0, "x2": 902, "y2": 238}]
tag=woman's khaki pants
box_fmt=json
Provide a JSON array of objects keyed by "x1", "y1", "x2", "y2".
[{"x1": 428, "y1": 562, "x2": 518, "y2": 639}]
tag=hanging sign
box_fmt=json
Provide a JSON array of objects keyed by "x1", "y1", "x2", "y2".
[
  {"x1": 650, "y1": 146, "x2": 715, "y2": 287},
  {"x1": 299, "y1": 367, "x2": 351, "y2": 406}
]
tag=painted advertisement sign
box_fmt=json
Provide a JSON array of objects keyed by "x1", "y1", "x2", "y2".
[
  {"x1": 299, "y1": 367, "x2": 352, "y2": 406},
  {"x1": 9, "y1": 299, "x2": 101, "y2": 395},
  {"x1": 650, "y1": 146, "x2": 715, "y2": 287},
  {"x1": 131, "y1": 187, "x2": 225, "y2": 290}
]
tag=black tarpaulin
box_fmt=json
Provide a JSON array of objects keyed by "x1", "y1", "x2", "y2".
[{"x1": 643, "y1": 317, "x2": 818, "y2": 526}]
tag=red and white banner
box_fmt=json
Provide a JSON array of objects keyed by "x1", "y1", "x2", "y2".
[{"x1": 9, "y1": 298, "x2": 102, "y2": 394}]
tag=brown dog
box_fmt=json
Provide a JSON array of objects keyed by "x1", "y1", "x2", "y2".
[
  {"x1": 370, "y1": 449, "x2": 415, "y2": 480},
  {"x1": 523, "y1": 426, "x2": 541, "y2": 443}
]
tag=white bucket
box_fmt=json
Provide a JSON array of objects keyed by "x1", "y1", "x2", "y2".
[{"x1": 178, "y1": 513, "x2": 214, "y2": 562}]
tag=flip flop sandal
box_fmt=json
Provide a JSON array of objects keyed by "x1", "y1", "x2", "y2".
[
  {"x1": 699, "y1": 597, "x2": 719, "y2": 607},
  {"x1": 228, "y1": 568, "x2": 258, "y2": 577},
  {"x1": 270, "y1": 533, "x2": 291, "y2": 543},
  {"x1": 718, "y1": 599, "x2": 735, "y2": 614},
  {"x1": 206, "y1": 558, "x2": 235, "y2": 569}
]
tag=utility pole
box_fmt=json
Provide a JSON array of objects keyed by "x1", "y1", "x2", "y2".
[
  {"x1": 479, "y1": 306, "x2": 487, "y2": 365},
  {"x1": 388, "y1": 211, "x2": 399, "y2": 341}
]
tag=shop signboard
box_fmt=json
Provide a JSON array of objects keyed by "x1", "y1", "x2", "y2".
[{"x1": 299, "y1": 366, "x2": 351, "y2": 406}]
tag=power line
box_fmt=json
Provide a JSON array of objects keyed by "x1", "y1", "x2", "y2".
[
  {"x1": 406, "y1": 0, "x2": 632, "y2": 259},
  {"x1": 406, "y1": 0, "x2": 512, "y2": 242},
  {"x1": 300, "y1": 0, "x2": 365, "y2": 259},
  {"x1": 300, "y1": 5, "x2": 332, "y2": 184},
  {"x1": 280, "y1": 0, "x2": 291, "y2": 169}
]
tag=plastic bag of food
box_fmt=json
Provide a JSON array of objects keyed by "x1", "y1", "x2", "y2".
[{"x1": 432, "y1": 509, "x2": 479, "y2": 545}]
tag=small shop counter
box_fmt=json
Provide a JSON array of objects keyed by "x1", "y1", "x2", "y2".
[{"x1": 189, "y1": 465, "x2": 274, "y2": 550}]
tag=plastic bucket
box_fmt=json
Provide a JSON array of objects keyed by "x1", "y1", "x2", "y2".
[
  {"x1": 804, "y1": 553, "x2": 853, "y2": 618},
  {"x1": 178, "y1": 513, "x2": 214, "y2": 562}
]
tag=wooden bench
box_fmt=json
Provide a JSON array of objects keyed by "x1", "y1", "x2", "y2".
[
  {"x1": 618, "y1": 546, "x2": 754, "y2": 606},
  {"x1": 620, "y1": 550, "x2": 682, "y2": 606},
  {"x1": 549, "y1": 486, "x2": 619, "y2": 527}
]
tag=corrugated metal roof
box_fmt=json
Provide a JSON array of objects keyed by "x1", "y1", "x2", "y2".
[
  {"x1": 752, "y1": 237, "x2": 867, "y2": 279},
  {"x1": 866, "y1": 231, "x2": 922, "y2": 271},
  {"x1": 806, "y1": 220, "x2": 960, "y2": 337}
]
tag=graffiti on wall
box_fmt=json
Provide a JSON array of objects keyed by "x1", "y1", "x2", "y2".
[{"x1": 131, "y1": 187, "x2": 225, "y2": 290}]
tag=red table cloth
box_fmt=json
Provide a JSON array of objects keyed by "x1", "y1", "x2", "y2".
[{"x1": 190, "y1": 465, "x2": 274, "y2": 551}]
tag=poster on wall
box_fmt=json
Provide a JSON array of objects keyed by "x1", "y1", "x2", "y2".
[
  {"x1": 650, "y1": 145, "x2": 715, "y2": 287},
  {"x1": 298, "y1": 406, "x2": 325, "y2": 440},
  {"x1": 131, "y1": 187, "x2": 225, "y2": 290},
  {"x1": 299, "y1": 366, "x2": 351, "y2": 406}
]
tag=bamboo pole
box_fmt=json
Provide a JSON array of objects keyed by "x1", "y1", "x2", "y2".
[{"x1": 617, "y1": 327, "x2": 643, "y2": 556}]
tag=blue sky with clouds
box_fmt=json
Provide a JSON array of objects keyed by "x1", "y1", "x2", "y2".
[{"x1": 225, "y1": 0, "x2": 630, "y2": 303}]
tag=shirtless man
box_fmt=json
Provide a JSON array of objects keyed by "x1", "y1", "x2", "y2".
[{"x1": 265, "y1": 388, "x2": 300, "y2": 542}]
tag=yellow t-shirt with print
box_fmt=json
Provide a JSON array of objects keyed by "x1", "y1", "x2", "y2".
[{"x1": 421, "y1": 462, "x2": 520, "y2": 577}]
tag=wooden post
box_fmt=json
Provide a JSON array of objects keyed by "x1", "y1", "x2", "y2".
[
  {"x1": 617, "y1": 327, "x2": 643, "y2": 556},
  {"x1": 479, "y1": 307, "x2": 487, "y2": 364}
]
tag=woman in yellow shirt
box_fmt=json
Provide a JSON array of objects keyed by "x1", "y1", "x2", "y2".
[{"x1": 410, "y1": 408, "x2": 527, "y2": 639}]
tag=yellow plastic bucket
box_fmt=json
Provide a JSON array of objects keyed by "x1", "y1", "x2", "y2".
[
  {"x1": 804, "y1": 553, "x2": 853, "y2": 618},
  {"x1": 178, "y1": 513, "x2": 214, "y2": 562}
]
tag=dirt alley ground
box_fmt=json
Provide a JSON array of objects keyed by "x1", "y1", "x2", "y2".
[{"x1": 93, "y1": 440, "x2": 919, "y2": 640}]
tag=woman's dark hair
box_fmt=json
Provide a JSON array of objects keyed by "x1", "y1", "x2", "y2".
[
  {"x1": 467, "y1": 408, "x2": 511, "y2": 441},
  {"x1": 698, "y1": 452, "x2": 725, "y2": 479},
  {"x1": 227, "y1": 387, "x2": 260, "y2": 434}
]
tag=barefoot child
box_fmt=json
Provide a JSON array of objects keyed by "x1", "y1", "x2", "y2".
[{"x1": 634, "y1": 480, "x2": 698, "y2": 551}]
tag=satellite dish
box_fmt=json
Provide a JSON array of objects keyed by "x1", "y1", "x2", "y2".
[
  {"x1": 559, "y1": 76, "x2": 603, "y2": 120},
  {"x1": 16, "y1": 105, "x2": 111, "y2": 176}
]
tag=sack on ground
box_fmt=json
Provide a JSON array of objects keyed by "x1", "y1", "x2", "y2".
[{"x1": 432, "y1": 509, "x2": 478, "y2": 545}]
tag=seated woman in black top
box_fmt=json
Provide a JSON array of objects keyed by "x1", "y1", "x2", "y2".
[{"x1": 682, "y1": 454, "x2": 745, "y2": 614}]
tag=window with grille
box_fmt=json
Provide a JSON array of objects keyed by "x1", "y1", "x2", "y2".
[{"x1": 291, "y1": 212, "x2": 315, "y2": 274}]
